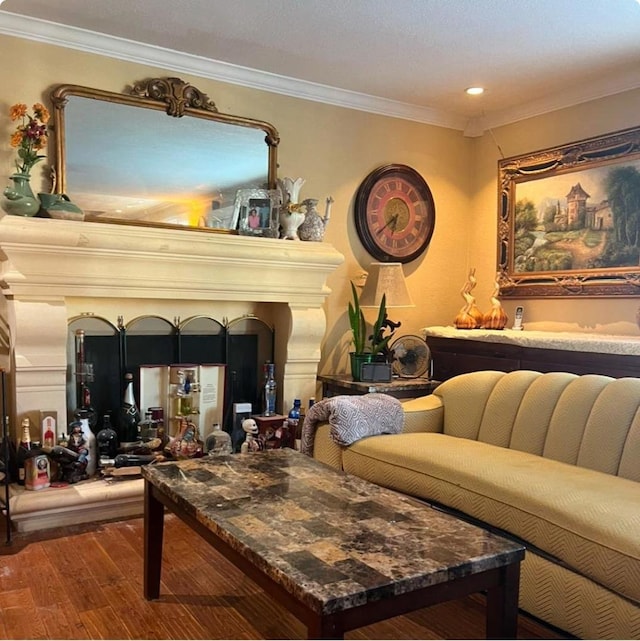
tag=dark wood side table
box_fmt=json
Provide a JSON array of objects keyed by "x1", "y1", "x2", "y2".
[{"x1": 318, "y1": 374, "x2": 440, "y2": 400}]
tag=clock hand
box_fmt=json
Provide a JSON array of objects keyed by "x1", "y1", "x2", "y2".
[{"x1": 377, "y1": 213, "x2": 399, "y2": 235}]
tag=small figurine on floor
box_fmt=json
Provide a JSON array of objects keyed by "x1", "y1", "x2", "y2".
[{"x1": 240, "y1": 418, "x2": 264, "y2": 453}]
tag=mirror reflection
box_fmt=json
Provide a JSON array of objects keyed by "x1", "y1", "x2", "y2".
[{"x1": 51, "y1": 78, "x2": 279, "y2": 231}]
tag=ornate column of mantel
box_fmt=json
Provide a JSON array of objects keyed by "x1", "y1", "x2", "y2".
[{"x1": 0, "y1": 216, "x2": 344, "y2": 431}]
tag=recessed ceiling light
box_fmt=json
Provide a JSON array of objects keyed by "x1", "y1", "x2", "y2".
[{"x1": 465, "y1": 87, "x2": 485, "y2": 96}]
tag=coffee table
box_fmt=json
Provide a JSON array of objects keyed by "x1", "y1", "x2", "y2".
[{"x1": 142, "y1": 450, "x2": 524, "y2": 639}]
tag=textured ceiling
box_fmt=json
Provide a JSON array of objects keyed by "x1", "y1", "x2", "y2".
[{"x1": 1, "y1": 0, "x2": 640, "y2": 130}]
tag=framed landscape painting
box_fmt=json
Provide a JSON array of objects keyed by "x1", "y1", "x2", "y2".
[{"x1": 497, "y1": 125, "x2": 640, "y2": 298}]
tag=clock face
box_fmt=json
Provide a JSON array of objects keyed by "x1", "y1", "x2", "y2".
[{"x1": 355, "y1": 164, "x2": 435, "y2": 263}]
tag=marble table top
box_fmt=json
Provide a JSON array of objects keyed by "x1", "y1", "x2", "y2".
[
  {"x1": 423, "y1": 325, "x2": 640, "y2": 356},
  {"x1": 142, "y1": 450, "x2": 524, "y2": 615}
]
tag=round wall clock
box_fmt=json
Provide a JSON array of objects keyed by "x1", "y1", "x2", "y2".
[{"x1": 354, "y1": 164, "x2": 435, "y2": 263}]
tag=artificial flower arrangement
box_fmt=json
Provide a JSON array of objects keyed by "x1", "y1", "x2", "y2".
[{"x1": 9, "y1": 102, "x2": 50, "y2": 176}]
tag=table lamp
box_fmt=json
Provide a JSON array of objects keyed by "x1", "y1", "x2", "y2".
[{"x1": 359, "y1": 262, "x2": 414, "y2": 367}]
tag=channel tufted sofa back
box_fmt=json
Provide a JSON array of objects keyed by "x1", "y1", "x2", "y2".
[{"x1": 433, "y1": 370, "x2": 640, "y2": 481}]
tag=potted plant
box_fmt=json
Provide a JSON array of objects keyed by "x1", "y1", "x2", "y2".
[{"x1": 348, "y1": 282, "x2": 396, "y2": 381}]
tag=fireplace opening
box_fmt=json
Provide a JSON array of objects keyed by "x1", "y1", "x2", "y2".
[{"x1": 67, "y1": 314, "x2": 274, "y2": 437}]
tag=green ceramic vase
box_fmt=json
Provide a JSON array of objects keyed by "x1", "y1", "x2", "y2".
[{"x1": 2, "y1": 173, "x2": 40, "y2": 217}]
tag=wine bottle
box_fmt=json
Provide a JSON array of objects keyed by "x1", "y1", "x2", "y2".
[
  {"x1": 1, "y1": 415, "x2": 19, "y2": 484},
  {"x1": 16, "y1": 418, "x2": 34, "y2": 486},
  {"x1": 118, "y1": 372, "x2": 141, "y2": 445},
  {"x1": 263, "y1": 363, "x2": 277, "y2": 416},
  {"x1": 96, "y1": 414, "x2": 119, "y2": 461}
]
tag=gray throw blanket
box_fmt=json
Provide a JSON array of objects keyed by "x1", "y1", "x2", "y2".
[{"x1": 300, "y1": 393, "x2": 404, "y2": 456}]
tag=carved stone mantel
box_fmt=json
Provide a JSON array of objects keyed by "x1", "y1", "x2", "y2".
[{"x1": 0, "y1": 215, "x2": 344, "y2": 432}]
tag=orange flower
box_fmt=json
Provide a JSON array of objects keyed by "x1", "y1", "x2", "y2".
[
  {"x1": 10, "y1": 131, "x2": 24, "y2": 148},
  {"x1": 7, "y1": 102, "x2": 49, "y2": 175},
  {"x1": 33, "y1": 103, "x2": 50, "y2": 124},
  {"x1": 10, "y1": 103, "x2": 27, "y2": 121}
]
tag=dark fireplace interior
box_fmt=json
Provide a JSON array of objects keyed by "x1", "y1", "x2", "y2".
[{"x1": 69, "y1": 314, "x2": 274, "y2": 435}]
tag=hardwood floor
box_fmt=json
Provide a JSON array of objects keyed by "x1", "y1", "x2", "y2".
[{"x1": 0, "y1": 514, "x2": 569, "y2": 640}]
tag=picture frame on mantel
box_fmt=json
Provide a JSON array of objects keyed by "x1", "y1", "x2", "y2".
[
  {"x1": 235, "y1": 188, "x2": 281, "y2": 238},
  {"x1": 497, "y1": 125, "x2": 640, "y2": 298}
]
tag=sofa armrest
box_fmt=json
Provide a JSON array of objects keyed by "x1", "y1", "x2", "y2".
[
  {"x1": 401, "y1": 394, "x2": 444, "y2": 433},
  {"x1": 312, "y1": 393, "x2": 444, "y2": 470},
  {"x1": 312, "y1": 423, "x2": 344, "y2": 469}
]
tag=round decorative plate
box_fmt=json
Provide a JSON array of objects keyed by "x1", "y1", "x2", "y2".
[{"x1": 354, "y1": 164, "x2": 435, "y2": 263}]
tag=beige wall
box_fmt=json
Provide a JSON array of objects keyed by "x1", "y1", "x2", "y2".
[
  {"x1": 469, "y1": 89, "x2": 640, "y2": 337},
  {"x1": 2, "y1": 33, "x2": 639, "y2": 382}
]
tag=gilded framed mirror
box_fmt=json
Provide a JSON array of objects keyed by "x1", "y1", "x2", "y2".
[{"x1": 50, "y1": 77, "x2": 279, "y2": 232}]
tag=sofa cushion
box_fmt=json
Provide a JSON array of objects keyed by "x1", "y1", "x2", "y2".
[{"x1": 342, "y1": 432, "x2": 640, "y2": 605}]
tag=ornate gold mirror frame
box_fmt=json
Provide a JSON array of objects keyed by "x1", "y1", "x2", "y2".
[{"x1": 51, "y1": 77, "x2": 279, "y2": 232}]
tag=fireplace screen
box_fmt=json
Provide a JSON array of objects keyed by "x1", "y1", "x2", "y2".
[{"x1": 67, "y1": 314, "x2": 274, "y2": 436}]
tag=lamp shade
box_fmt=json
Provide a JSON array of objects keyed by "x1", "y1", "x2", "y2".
[{"x1": 359, "y1": 262, "x2": 414, "y2": 308}]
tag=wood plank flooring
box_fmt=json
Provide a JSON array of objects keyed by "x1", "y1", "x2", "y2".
[{"x1": 0, "y1": 514, "x2": 569, "y2": 640}]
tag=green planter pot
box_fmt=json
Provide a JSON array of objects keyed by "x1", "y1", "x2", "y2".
[
  {"x1": 349, "y1": 352, "x2": 374, "y2": 382},
  {"x1": 2, "y1": 173, "x2": 40, "y2": 217}
]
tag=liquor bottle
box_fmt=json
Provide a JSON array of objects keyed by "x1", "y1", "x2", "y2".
[
  {"x1": 138, "y1": 411, "x2": 154, "y2": 440},
  {"x1": 170, "y1": 417, "x2": 204, "y2": 459},
  {"x1": 68, "y1": 417, "x2": 98, "y2": 477},
  {"x1": 42, "y1": 415, "x2": 56, "y2": 448},
  {"x1": 118, "y1": 372, "x2": 141, "y2": 445},
  {"x1": 74, "y1": 384, "x2": 98, "y2": 433},
  {"x1": 263, "y1": 363, "x2": 277, "y2": 416},
  {"x1": 1, "y1": 415, "x2": 19, "y2": 484},
  {"x1": 74, "y1": 329, "x2": 97, "y2": 431},
  {"x1": 16, "y1": 418, "x2": 34, "y2": 486},
  {"x1": 286, "y1": 399, "x2": 301, "y2": 448},
  {"x1": 204, "y1": 423, "x2": 233, "y2": 456},
  {"x1": 175, "y1": 370, "x2": 194, "y2": 417},
  {"x1": 96, "y1": 414, "x2": 119, "y2": 461}
]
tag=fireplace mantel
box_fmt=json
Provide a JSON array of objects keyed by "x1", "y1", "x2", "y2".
[{"x1": 0, "y1": 215, "x2": 344, "y2": 432}]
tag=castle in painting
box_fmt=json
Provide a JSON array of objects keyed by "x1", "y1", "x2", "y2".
[{"x1": 547, "y1": 182, "x2": 613, "y2": 231}]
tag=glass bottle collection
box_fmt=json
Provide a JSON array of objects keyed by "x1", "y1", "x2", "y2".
[{"x1": 4, "y1": 357, "x2": 313, "y2": 490}]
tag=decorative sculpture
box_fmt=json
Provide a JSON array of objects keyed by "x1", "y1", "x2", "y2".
[
  {"x1": 483, "y1": 273, "x2": 509, "y2": 330},
  {"x1": 454, "y1": 268, "x2": 484, "y2": 329},
  {"x1": 240, "y1": 418, "x2": 264, "y2": 453}
]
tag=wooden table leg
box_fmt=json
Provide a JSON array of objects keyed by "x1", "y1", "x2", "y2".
[
  {"x1": 143, "y1": 480, "x2": 164, "y2": 600},
  {"x1": 485, "y1": 561, "x2": 521, "y2": 639},
  {"x1": 307, "y1": 613, "x2": 343, "y2": 640}
]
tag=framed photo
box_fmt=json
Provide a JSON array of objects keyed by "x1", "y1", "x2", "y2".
[
  {"x1": 497, "y1": 125, "x2": 640, "y2": 298},
  {"x1": 235, "y1": 189, "x2": 281, "y2": 238}
]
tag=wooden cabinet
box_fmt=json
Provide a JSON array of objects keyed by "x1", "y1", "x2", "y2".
[{"x1": 427, "y1": 335, "x2": 640, "y2": 381}]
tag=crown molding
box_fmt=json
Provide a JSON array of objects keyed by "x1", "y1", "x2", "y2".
[
  {"x1": 0, "y1": 11, "x2": 467, "y2": 131},
  {"x1": 1, "y1": 10, "x2": 638, "y2": 137},
  {"x1": 481, "y1": 70, "x2": 640, "y2": 132}
]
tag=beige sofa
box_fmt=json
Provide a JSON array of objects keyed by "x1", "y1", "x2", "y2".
[{"x1": 312, "y1": 370, "x2": 640, "y2": 640}]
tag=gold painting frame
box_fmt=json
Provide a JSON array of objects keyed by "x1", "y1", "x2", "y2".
[{"x1": 497, "y1": 125, "x2": 640, "y2": 298}]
